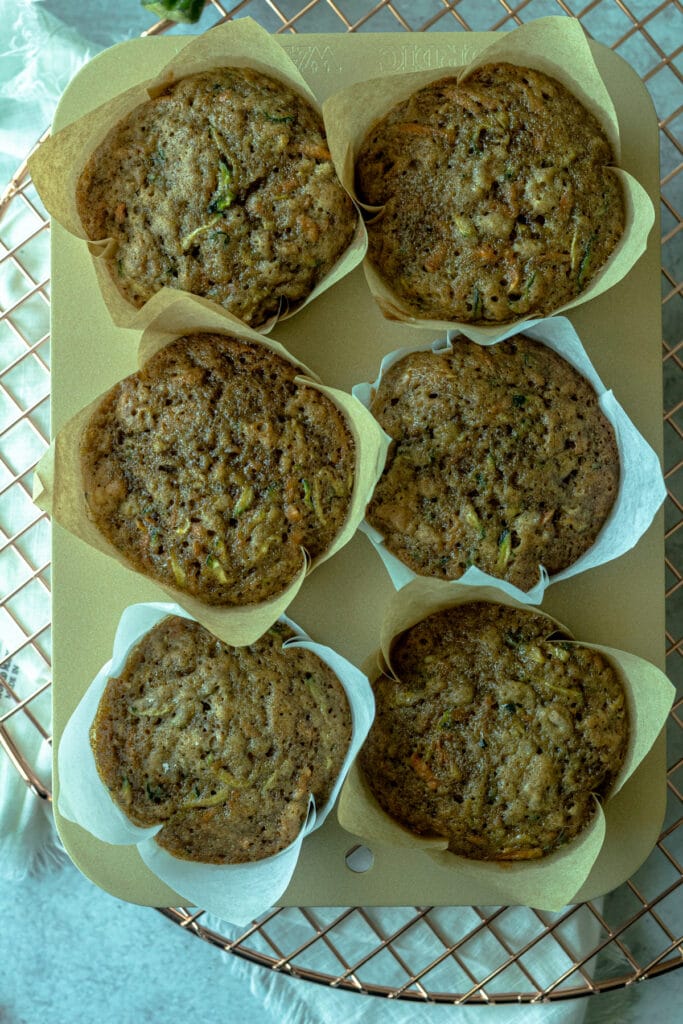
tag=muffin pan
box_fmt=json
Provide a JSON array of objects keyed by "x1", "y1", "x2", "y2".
[{"x1": 47, "y1": 28, "x2": 665, "y2": 909}]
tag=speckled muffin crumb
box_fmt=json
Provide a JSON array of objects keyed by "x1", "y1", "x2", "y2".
[
  {"x1": 90, "y1": 616, "x2": 352, "y2": 863},
  {"x1": 366, "y1": 335, "x2": 619, "y2": 591},
  {"x1": 359, "y1": 602, "x2": 628, "y2": 860},
  {"x1": 76, "y1": 67, "x2": 357, "y2": 327},
  {"x1": 355, "y1": 63, "x2": 624, "y2": 322},
  {"x1": 80, "y1": 332, "x2": 355, "y2": 606}
]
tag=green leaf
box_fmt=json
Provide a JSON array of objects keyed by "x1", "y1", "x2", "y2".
[{"x1": 141, "y1": 1, "x2": 206, "y2": 24}]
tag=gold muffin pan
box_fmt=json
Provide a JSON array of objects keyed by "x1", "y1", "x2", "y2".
[{"x1": 47, "y1": 28, "x2": 664, "y2": 910}]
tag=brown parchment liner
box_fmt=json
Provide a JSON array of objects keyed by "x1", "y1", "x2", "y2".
[
  {"x1": 26, "y1": 18, "x2": 367, "y2": 334},
  {"x1": 322, "y1": 16, "x2": 655, "y2": 343},
  {"x1": 32, "y1": 290, "x2": 390, "y2": 647},
  {"x1": 337, "y1": 579, "x2": 674, "y2": 911}
]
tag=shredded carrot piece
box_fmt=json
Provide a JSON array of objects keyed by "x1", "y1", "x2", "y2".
[
  {"x1": 274, "y1": 177, "x2": 300, "y2": 195},
  {"x1": 559, "y1": 191, "x2": 572, "y2": 211},
  {"x1": 440, "y1": 85, "x2": 498, "y2": 113},
  {"x1": 395, "y1": 121, "x2": 450, "y2": 139},
  {"x1": 409, "y1": 752, "x2": 439, "y2": 790},
  {"x1": 535, "y1": 252, "x2": 571, "y2": 264},
  {"x1": 463, "y1": 833, "x2": 487, "y2": 847},
  {"x1": 301, "y1": 142, "x2": 331, "y2": 160},
  {"x1": 501, "y1": 182, "x2": 521, "y2": 218},
  {"x1": 496, "y1": 847, "x2": 544, "y2": 861},
  {"x1": 473, "y1": 244, "x2": 498, "y2": 263},
  {"x1": 424, "y1": 244, "x2": 448, "y2": 272},
  {"x1": 285, "y1": 479, "x2": 300, "y2": 503},
  {"x1": 503, "y1": 253, "x2": 522, "y2": 292},
  {"x1": 296, "y1": 213, "x2": 321, "y2": 243}
]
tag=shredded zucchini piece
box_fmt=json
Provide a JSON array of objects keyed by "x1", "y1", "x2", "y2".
[
  {"x1": 130, "y1": 703, "x2": 173, "y2": 718},
  {"x1": 169, "y1": 552, "x2": 186, "y2": 585},
  {"x1": 577, "y1": 240, "x2": 593, "y2": 288},
  {"x1": 301, "y1": 478, "x2": 314, "y2": 511},
  {"x1": 211, "y1": 159, "x2": 236, "y2": 213},
  {"x1": 205, "y1": 554, "x2": 229, "y2": 584},
  {"x1": 497, "y1": 528, "x2": 512, "y2": 570},
  {"x1": 305, "y1": 676, "x2": 324, "y2": 704},
  {"x1": 233, "y1": 484, "x2": 255, "y2": 516},
  {"x1": 181, "y1": 213, "x2": 222, "y2": 250},
  {"x1": 182, "y1": 781, "x2": 242, "y2": 810},
  {"x1": 120, "y1": 776, "x2": 133, "y2": 806},
  {"x1": 543, "y1": 682, "x2": 584, "y2": 703},
  {"x1": 453, "y1": 214, "x2": 477, "y2": 237},
  {"x1": 464, "y1": 505, "x2": 484, "y2": 537}
]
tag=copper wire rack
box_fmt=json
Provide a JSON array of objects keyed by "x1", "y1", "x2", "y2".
[{"x1": 1, "y1": 0, "x2": 681, "y2": 1004}]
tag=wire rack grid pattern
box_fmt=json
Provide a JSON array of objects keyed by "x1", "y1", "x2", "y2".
[{"x1": 0, "y1": 0, "x2": 681, "y2": 1004}]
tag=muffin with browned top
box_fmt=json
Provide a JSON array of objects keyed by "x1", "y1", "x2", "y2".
[
  {"x1": 359, "y1": 602, "x2": 628, "y2": 860},
  {"x1": 76, "y1": 67, "x2": 357, "y2": 327},
  {"x1": 90, "y1": 616, "x2": 352, "y2": 863},
  {"x1": 80, "y1": 332, "x2": 355, "y2": 605},
  {"x1": 355, "y1": 63, "x2": 624, "y2": 322},
  {"x1": 366, "y1": 335, "x2": 619, "y2": 590}
]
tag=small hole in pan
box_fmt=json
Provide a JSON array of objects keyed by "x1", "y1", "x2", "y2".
[{"x1": 345, "y1": 844, "x2": 375, "y2": 873}]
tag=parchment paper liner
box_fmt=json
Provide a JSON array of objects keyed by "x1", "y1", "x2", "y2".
[
  {"x1": 27, "y1": 17, "x2": 367, "y2": 334},
  {"x1": 33, "y1": 290, "x2": 390, "y2": 646},
  {"x1": 337, "y1": 580, "x2": 674, "y2": 911},
  {"x1": 57, "y1": 602, "x2": 375, "y2": 925},
  {"x1": 322, "y1": 16, "x2": 655, "y2": 342},
  {"x1": 352, "y1": 316, "x2": 666, "y2": 605}
]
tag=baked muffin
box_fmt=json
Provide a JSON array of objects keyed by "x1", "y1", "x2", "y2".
[
  {"x1": 76, "y1": 67, "x2": 357, "y2": 327},
  {"x1": 359, "y1": 602, "x2": 628, "y2": 860},
  {"x1": 355, "y1": 63, "x2": 624, "y2": 322},
  {"x1": 80, "y1": 332, "x2": 355, "y2": 605},
  {"x1": 366, "y1": 335, "x2": 619, "y2": 590},
  {"x1": 90, "y1": 616, "x2": 353, "y2": 863}
]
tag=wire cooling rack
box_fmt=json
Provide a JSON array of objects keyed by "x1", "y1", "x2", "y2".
[{"x1": 1, "y1": 0, "x2": 681, "y2": 1004}]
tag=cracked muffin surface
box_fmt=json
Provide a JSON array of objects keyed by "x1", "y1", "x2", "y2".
[
  {"x1": 91, "y1": 616, "x2": 352, "y2": 863},
  {"x1": 80, "y1": 332, "x2": 355, "y2": 605},
  {"x1": 366, "y1": 335, "x2": 619, "y2": 591},
  {"x1": 355, "y1": 63, "x2": 624, "y2": 323},
  {"x1": 360, "y1": 602, "x2": 628, "y2": 860},
  {"x1": 76, "y1": 67, "x2": 357, "y2": 327}
]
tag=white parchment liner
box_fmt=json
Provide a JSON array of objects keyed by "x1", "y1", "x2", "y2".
[
  {"x1": 33, "y1": 291, "x2": 390, "y2": 646},
  {"x1": 352, "y1": 316, "x2": 666, "y2": 604},
  {"x1": 322, "y1": 16, "x2": 655, "y2": 341},
  {"x1": 58, "y1": 601, "x2": 375, "y2": 925},
  {"x1": 27, "y1": 18, "x2": 367, "y2": 334},
  {"x1": 337, "y1": 581, "x2": 674, "y2": 911}
]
